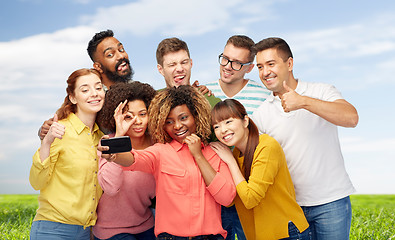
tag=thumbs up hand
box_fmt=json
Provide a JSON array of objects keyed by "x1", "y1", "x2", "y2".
[
  {"x1": 280, "y1": 81, "x2": 303, "y2": 112},
  {"x1": 43, "y1": 113, "x2": 65, "y2": 144}
]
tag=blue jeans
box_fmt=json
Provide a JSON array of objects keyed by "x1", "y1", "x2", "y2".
[
  {"x1": 280, "y1": 222, "x2": 311, "y2": 240},
  {"x1": 30, "y1": 220, "x2": 91, "y2": 240},
  {"x1": 301, "y1": 196, "x2": 352, "y2": 240},
  {"x1": 94, "y1": 227, "x2": 155, "y2": 240},
  {"x1": 221, "y1": 205, "x2": 246, "y2": 240}
]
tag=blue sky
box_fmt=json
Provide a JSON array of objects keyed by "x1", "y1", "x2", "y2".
[{"x1": 1, "y1": 0, "x2": 394, "y2": 194}]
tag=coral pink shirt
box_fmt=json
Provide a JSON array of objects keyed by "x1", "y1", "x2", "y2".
[{"x1": 123, "y1": 140, "x2": 236, "y2": 238}]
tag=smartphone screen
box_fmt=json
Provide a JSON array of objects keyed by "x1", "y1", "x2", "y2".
[{"x1": 101, "y1": 136, "x2": 132, "y2": 154}]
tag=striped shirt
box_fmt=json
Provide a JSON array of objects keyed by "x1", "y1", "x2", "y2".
[{"x1": 206, "y1": 79, "x2": 271, "y2": 116}]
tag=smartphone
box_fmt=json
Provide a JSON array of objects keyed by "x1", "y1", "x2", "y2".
[{"x1": 101, "y1": 136, "x2": 132, "y2": 154}]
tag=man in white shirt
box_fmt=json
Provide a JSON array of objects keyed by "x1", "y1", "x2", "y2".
[{"x1": 252, "y1": 37, "x2": 359, "y2": 240}]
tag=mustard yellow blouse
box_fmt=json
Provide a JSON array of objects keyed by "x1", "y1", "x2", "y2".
[
  {"x1": 30, "y1": 113, "x2": 103, "y2": 227},
  {"x1": 233, "y1": 134, "x2": 309, "y2": 240}
]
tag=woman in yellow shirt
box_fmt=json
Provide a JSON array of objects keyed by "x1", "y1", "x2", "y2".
[
  {"x1": 210, "y1": 99, "x2": 310, "y2": 240},
  {"x1": 29, "y1": 68, "x2": 105, "y2": 240}
]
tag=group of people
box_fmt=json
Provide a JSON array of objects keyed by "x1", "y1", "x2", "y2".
[{"x1": 29, "y1": 29, "x2": 358, "y2": 240}]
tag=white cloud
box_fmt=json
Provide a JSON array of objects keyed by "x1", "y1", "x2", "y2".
[
  {"x1": 290, "y1": 14, "x2": 395, "y2": 61},
  {"x1": 80, "y1": 0, "x2": 278, "y2": 37},
  {"x1": 340, "y1": 137, "x2": 395, "y2": 153},
  {"x1": 0, "y1": 25, "x2": 103, "y2": 130},
  {"x1": 279, "y1": 13, "x2": 395, "y2": 91},
  {"x1": 340, "y1": 136, "x2": 395, "y2": 194},
  {"x1": 0, "y1": 26, "x2": 98, "y2": 91}
]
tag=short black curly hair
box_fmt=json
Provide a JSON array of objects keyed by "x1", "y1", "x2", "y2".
[
  {"x1": 87, "y1": 29, "x2": 114, "y2": 62},
  {"x1": 97, "y1": 81, "x2": 156, "y2": 133}
]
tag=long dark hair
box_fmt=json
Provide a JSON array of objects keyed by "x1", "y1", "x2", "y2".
[{"x1": 212, "y1": 99, "x2": 260, "y2": 181}]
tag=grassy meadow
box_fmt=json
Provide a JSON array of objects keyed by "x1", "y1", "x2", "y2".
[{"x1": 0, "y1": 194, "x2": 394, "y2": 239}]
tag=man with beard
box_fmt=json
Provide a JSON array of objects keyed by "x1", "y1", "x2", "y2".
[
  {"x1": 38, "y1": 30, "x2": 133, "y2": 139},
  {"x1": 87, "y1": 29, "x2": 134, "y2": 88}
]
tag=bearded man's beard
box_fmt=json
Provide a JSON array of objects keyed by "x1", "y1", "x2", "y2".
[{"x1": 104, "y1": 58, "x2": 134, "y2": 83}]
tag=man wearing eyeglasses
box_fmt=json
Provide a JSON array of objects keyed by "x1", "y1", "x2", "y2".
[
  {"x1": 206, "y1": 35, "x2": 270, "y2": 117},
  {"x1": 206, "y1": 35, "x2": 270, "y2": 240}
]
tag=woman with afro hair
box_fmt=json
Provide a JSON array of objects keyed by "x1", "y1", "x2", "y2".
[
  {"x1": 93, "y1": 82, "x2": 157, "y2": 240},
  {"x1": 98, "y1": 85, "x2": 236, "y2": 239}
]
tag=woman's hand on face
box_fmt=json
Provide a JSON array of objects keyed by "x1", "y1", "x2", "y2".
[
  {"x1": 184, "y1": 134, "x2": 203, "y2": 158},
  {"x1": 210, "y1": 142, "x2": 236, "y2": 165},
  {"x1": 114, "y1": 100, "x2": 136, "y2": 137}
]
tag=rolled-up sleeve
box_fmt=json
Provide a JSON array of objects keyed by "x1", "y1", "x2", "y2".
[
  {"x1": 207, "y1": 155, "x2": 236, "y2": 206},
  {"x1": 29, "y1": 140, "x2": 60, "y2": 190}
]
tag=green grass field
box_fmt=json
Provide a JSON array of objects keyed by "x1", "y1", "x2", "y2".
[{"x1": 0, "y1": 194, "x2": 394, "y2": 240}]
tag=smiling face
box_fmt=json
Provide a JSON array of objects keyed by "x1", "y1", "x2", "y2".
[
  {"x1": 125, "y1": 100, "x2": 149, "y2": 139},
  {"x1": 213, "y1": 116, "x2": 249, "y2": 149},
  {"x1": 220, "y1": 43, "x2": 254, "y2": 85},
  {"x1": 69, "y1": 73, "x2": 105, "y2": 116},
  {"x1": 256, "y1": 48, "x2": 293, "y2": 97},
  {"x1": 157, "y1": 50, "x2": 192, "y2": 88},
  {"x1": 93, "y1": 37, "x2": 132, "y2": 84},
  {"x1": 164, "y1": 104, "x2": 196, "y2": 143}
]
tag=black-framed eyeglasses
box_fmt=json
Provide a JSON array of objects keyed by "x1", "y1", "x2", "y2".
[{"x1": 218, "y1": 53, "x2": 252, "y2": 71}]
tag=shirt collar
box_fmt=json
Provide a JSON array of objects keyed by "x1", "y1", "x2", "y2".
[
  {"x1": 266, "y1": 79, "x2": 305, "y2": 102},
  {"x1": 68, "y1": 113, "x2": 100, "y2": 135},
  {"x1": 266, "y1": 91, "x2": 276, "y2": 102},
  {"x1": 294, "y1": 79, "x2": 307, "y2": 95},
  {"x1": 169, "y1": 139, "x2": 185, "y2": 151},
  {"x1": 169, "y1": 139, "x2": 205, "y2": 151}
]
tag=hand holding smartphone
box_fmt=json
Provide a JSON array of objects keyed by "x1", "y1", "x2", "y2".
[{"x1": 101, "y1": 136, "x2": 132, "y2": 154}]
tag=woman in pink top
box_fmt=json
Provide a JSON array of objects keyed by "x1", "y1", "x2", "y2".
[
  {"x1": 93, "y1": 82, "x2": 157, "y2": 240},
  {"x1": 99, "y1": 85, "x2": 236, "y2": 239}
]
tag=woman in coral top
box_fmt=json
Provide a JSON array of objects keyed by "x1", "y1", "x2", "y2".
[
  {"x1": 99, "y1": 85, "x2": 236, "y2": 239},
  {"x1": 210, "y1": 99, "x2": 310, "y2": 240}
]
